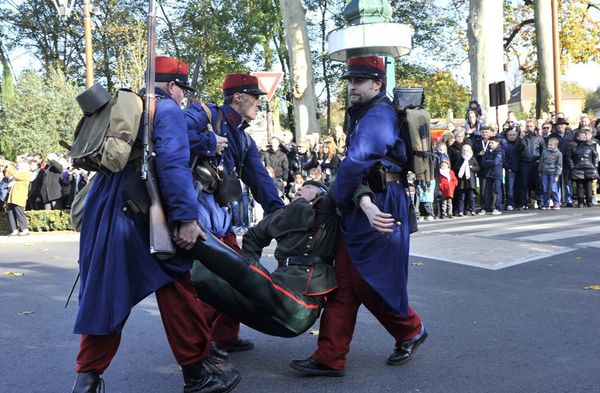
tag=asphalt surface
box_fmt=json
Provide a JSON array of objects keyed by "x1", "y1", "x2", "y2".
[{"x1": 1, "y1": 208, "x2": 599, "y2": 393}]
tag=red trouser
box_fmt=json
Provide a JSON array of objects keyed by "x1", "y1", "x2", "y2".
[
  {"x1": 199, "y1": 232, "x2": 242, "y2": 345},
  {"x1": 75, "y1": 273, "x2": 211, "y2": 373},
  {"x1": 313, "y1": 240, "x2": 422, "y2": 370}
]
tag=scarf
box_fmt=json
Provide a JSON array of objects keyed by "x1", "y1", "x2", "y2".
[
  {"x1": 440, "y1": 166, "x2": 451, "y2": 181},
  {"x1": 458, "y1": 153, "x2": 472, "y2": 179}
]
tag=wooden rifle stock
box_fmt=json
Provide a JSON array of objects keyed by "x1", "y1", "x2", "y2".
[{"x1": 142, "y1": 0, "x2": 176, "y2": 260}]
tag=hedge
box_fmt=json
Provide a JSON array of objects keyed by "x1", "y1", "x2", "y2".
[{"x1": 0, "y1": 209, "x2": 74, "y2": 234}]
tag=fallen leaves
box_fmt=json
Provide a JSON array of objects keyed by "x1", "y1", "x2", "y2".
[{"x1": 3, "y1": 271, "x2": 24, "y2": 277}]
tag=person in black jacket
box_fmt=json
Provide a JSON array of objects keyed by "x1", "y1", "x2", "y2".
[
  {"x1": 568, "y1": 129, "x2": 599, "y2": 207},
  {"x1": 481, "y1": 137, "x2": 504, "y2": 214},
  {"x1": 40, "y1": 153, "x2": 64, "y2": 210},
  {"x1": 517, "y1": 120, "x2": 545, "y2": 210},
  {"x1": 455, "y1": 144, "x2": 480, "y2": 216},
  {"x1": 502, "y1": 129, "x2": 520, "y2": 210}
]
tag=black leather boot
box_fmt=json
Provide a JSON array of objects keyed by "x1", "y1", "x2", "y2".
[
  {"x1": 182, "y1": 357, "x2": 241, "y2": 393},
  {"x1": 71, "y1": 372, "x2": 103, "y2": 393}
]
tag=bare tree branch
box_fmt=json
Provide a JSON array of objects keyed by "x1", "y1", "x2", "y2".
[{"x1": 504, "y1": 18, "x2": 534, "y2": 50}]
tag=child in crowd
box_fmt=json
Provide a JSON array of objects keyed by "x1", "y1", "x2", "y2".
[
  {"x1": 308, "y1": 167, "x2": 324, "y2": 183},
  {"x1": 287, "y1": 172, "x2": 305, "y2": 200},
  {"x1": 433, "y1": 141, "x2": 450, "y2": 168},
  {"x1": 438, "y1": 160, "x2": 458, "y2": 219},
  {"x1": 455, "y1": 144, "x2": 480, "y2": 216},
  {"x1": 538, "y1": 138, "x2": 562, "y2": 210},
  {"x1": 418, "y1": 179, "x2": 436, "y2": 221},
  {"x1": 481, "y1": 136, "x2": 504, "y2": 215},
  {"x1": 568, "y1": 129, "x2": 599, "y2": 207}
]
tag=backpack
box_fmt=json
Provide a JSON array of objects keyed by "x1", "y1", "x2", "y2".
[
  {"x1": 393, "y1": 87, "x2": 434, "y2": 184},
  {"x1": 66, "y1": 86, "x2": 143, "y2": 172}
]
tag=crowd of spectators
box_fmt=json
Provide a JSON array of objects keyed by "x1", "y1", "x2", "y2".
[
  {"x1": 0, "y1": 153, "x2": 90, "y2": 236},
  {"x1": 415, "y1": 101, "x2": 600, "y2": 221},
  {"x1": 4, "y1": 103, "x2": 598, "y2": 235},
  {"x1": 228, "y1": 128, "x2": 346, "y2": 234}
]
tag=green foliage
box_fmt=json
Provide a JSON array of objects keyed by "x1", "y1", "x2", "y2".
[
  {"x1": 504, "y1": 0, "x2": 600, "y2": 80},
  {"x1": 396, "y1": 62, "x2": 470, "y2": 119},
  {"x1": 0, "y1": 69, "x2": 80, "y2": 160},
  {"x1": 0, "y1": 0, "x2": 147, "y2": 91},
  {"x1": 584, "y1": 87, "x2": 600, "y2": 113},
  {"x1": 0, "y1": 209, "x2": 74, "y2": 234}
]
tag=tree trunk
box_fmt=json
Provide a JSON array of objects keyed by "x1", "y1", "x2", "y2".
[
  {"x1": 534, "y1": 0, "x2": 554, "y2": 117},
  {"x1": 467, "y1": 0, "x2": 505, "y2": 126},
  {"x1": 279, "y1": 0, "x2": 319, "y2": 141},
  {"x1": 320, "y1": 0, "x2": 331, "y2": 133}
]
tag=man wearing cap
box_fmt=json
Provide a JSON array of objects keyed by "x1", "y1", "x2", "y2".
[
  {"x1": 290, "y1": 56, "x2": 426, "y2": 377},
  {"x1": 185, "y1": 73, "x2": 285, "y2": 352},
  {"x1": 70, "y1": 56, "x2": 240, "y2": 393}
]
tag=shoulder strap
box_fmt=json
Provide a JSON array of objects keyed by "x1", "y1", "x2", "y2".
[{"x1": 199, "y1": 102, "x2": 215, "y2": 134}]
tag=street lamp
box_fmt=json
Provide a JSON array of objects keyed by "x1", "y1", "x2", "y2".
[
  {"x1": 51, "y1": 0, "x2": 94, "y2": 88},
  {"x1": 51, "y1": 0, "x2": 76, "y2": 18}
]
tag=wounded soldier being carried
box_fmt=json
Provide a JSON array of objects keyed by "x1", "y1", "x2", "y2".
[{"x1": 190, "y1": 180, "x2": 373, "y2": 337}]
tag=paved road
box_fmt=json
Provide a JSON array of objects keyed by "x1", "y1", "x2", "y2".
[{"x1": 1, "y1": 207, "x2": 599, "y2": 393}]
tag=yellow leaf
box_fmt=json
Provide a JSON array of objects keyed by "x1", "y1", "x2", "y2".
[
  {"x1": 583, "y1": 285, "x2": 600, "y2": 291},
  {"x1": 41, "y1": 248, "x2": 49, "y2": 252},
  {"x1": 3, "y1": 271, "x2": 24, "y2": 276},
  {"x1": 575, "y1": 256, "x2": 582, "y2": 260},
  {"x1": 50, "y1": 256, "x2": 60, "y2": 260}
]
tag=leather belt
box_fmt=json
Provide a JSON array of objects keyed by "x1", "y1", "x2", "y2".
[
  {"x1": 385, "y1": 172, "x2": 403, "y2": 183},
  {"x1": 286, "y1": 255, "x2": 333, "y2": 266}
]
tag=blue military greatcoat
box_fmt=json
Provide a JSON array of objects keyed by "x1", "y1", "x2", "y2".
[
  {"x1": 74, "y1": 88, "x2": 199, "y2": 335},
  {"x1": 185, "y1": 103, "x2": 284, "y2": 237},
  {"x1": 333, "y1": 91, "x2": 412, "y2": 316}
]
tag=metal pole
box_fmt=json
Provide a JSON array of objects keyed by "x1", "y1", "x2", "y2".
[
  {"x1": 385, "y1": 56, "x2": 394, "y2": 99},
  {"x1": 266, "y1": 100, "x2": 273, "y2": 141},
  {"x1": 551, "y1": 0, "x2": 561, "y2": 115},
  {"x1": 83, "y1": 0, "x2": 94, "y2": 87}
]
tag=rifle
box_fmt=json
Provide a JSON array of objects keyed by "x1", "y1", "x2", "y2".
[
  {"x1": 141, "y1": 0, "x2": 176, "y2": 260},
  {"x1": 187, "y1": 53, "x2": 201, "y2": 109}
]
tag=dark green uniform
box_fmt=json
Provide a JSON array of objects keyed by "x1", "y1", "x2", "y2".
[{"x1": 190, "y1": 186, "x2": 373, "y2": 337}]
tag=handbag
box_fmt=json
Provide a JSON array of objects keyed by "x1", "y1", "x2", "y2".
[{"x1": 366, "y1": 156, "x2": 419, "y2": 234}]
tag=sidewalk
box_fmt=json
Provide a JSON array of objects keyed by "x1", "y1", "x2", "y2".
[{"x1": 0, "y1": 231, "x2": 79, "y2": 244}]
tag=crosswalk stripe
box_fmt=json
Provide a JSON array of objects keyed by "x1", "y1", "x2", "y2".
[
  {"x1": 518, "y1": 226, "x2": 600, "y2": 242},
  {"x1": 474, "y1": 215, "x2": 600, "y2": 237},
  {"x1": 420, "y1": 214, "x2": 563, "y2": 233}
]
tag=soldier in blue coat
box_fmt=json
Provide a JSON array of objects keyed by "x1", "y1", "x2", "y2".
[
  {"x1": 70, "y1": 57, "x2": 240, "y2": 393},
  {"x1": 185, "y1": 74, "x2": 285, "y2": 352},
  {"x1": 291, "y1": 56, "x2": 426, "y2": 377}
]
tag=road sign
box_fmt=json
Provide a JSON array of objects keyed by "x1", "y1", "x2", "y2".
[{"x1": 250, "y1": 71, "x2": 283, "y2": 101}]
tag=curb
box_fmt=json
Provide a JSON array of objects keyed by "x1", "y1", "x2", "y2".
[{"x1": 0, "y1": 231, "x2": 80, "y2": 244}]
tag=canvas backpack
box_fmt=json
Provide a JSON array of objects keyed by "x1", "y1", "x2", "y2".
[
  {"x1": 392, "y1": 87, "x2": 434, "y2": 184},
  {"x1": 66, "y1": 87, "x2": 143, "y2": 172}
]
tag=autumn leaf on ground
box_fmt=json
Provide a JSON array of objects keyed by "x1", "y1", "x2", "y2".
[
  {"x1": 19, "y1": 311, "x2": 34, "y2": 316},
  {"x1": 308, "y1": 329, "x2": 319, "y2": 336},
  {"x1": 583, "y1": 285, "x2": 600, "y2": 290},
  {"x1": 50, "y1": 256, "x2": 60, "y2": 260},
  {"x1": 3, "y1": 271, "x2": 24, "y2": 276}
]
